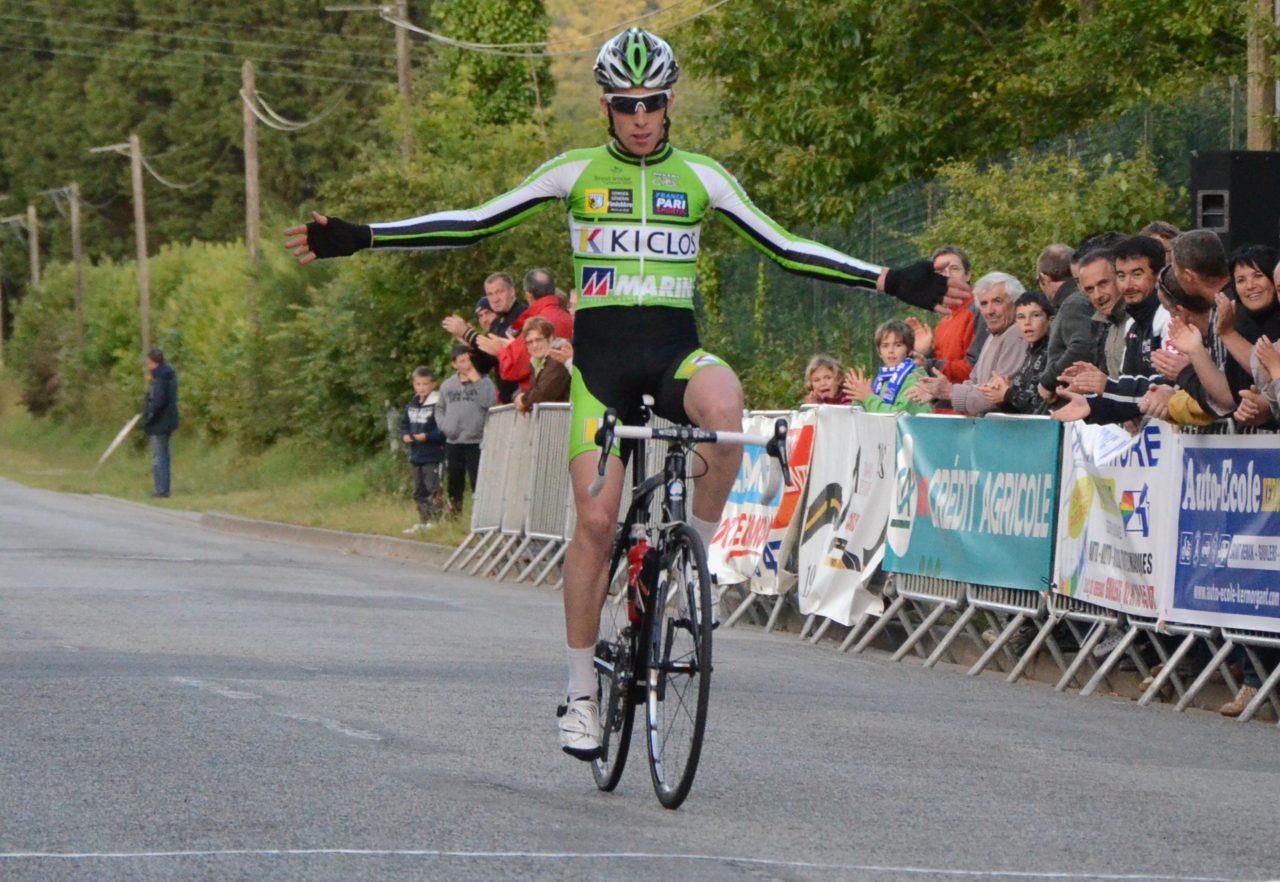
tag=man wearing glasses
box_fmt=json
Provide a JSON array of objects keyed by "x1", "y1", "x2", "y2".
[{"x1": 286, "y1": 27, "x2": 969, "y2": 762}]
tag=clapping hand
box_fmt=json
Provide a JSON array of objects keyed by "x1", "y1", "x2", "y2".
[
  {"x1": 979, "y1": 373, "x2": 1009, "y2": 404},
  {"x1": 1058, "y1": 361, "x2": 1107, "y2": 395},
  {"x1": 843, "y1": 368, "x2": 873, "y2": 402}
]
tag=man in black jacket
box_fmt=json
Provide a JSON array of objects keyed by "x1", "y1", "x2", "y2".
[
  {"x1": 440, "y1": 272, "x2": 527, "y2": 404},
  {"x1": 142, "y1": 348, "x2": 179, "y2": 498}
]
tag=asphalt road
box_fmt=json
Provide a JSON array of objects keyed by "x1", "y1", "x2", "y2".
[{"x1": 1, "y1": 478, "x2": 1277, "y2": 882}]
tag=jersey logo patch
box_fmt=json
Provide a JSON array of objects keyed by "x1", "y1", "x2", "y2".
[
  {"x1": 581, "y1": 265, "x2": 616, "y2": 297},
  {"x1": 584, "y1": 188, "x2": 634, "y2": 215},
  {"x1": 584, "y1": 189, "x2": 608, "y2": 214},
  {"x1": 653, "y1": 190, "x2": 689, "y2": 217}
]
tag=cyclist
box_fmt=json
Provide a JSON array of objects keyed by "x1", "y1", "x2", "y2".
[{"x1": 286, "y1": 27, "x2": 970, "y2": 762}]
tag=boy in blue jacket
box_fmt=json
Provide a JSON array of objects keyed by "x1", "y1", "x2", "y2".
[{"x1": 400, "y1": 367, "x2": 446, "y2": 533}]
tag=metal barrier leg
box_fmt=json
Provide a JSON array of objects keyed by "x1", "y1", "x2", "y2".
[
  {"x1": 1081, "y1": 625, "x2": 1140, "y2": 697},
  {"x1": 764, "y1": 593, "x2": 790, "y2": 633},
  {"x1": 451, "y1": 530, "x2": 496, "y2": 572},
  {"x1": 809, "y1": 617, "x2": 834, "y2": 645},
  {"x1": 850, "y1": 596, "x2": 907, "y2": 654},
  {"x1": 1063, "y1": 619, "x2": 1105, "y2": 680},
  {"x1": 892, "y1": 602, "x2": 949, "y2": 662},
  {"x1": 442, "y1": 532, "x2": 480, "y2": 571},
  {"x1": 1242, "y1": 646, "x2": 1280, "y2": 719},
  {"x1": 799, "y1": 615, "x2": 816, "y2": 641},
  {"x1": 899, "y1": 601, "x2": 929, "y2": 659},
  {"x1": 837, "y1": 612, "x2": 875, "y2": 653},
  {"x1": 1137, "y1": 633, "x2": 1198, "y2": 707},
  {"x1": 1055, "y1": 621, "x2": 1109, "y2": 693},
  {"x1": 478, "y1": 533, "x2": 521, "y2": 577},
  {"x1": 533, "y1": 544, "x2": 567, "y2": 587},
  {"x1": 925, "y1": 605, "x2": 978, "y2": 669},
  {"x1": 495, "y1": 536, "x2": 534, "y2": 581},
  {"x1": 725, "y1": 592, "x2": 761, "y2": 629},
  {"x1": 515, "y1": 539, "x2": 556, "y2": 583},
  {"x1": 968, "y1": 612, "x2": 1025, "y2": 677},
  {"x1": 469, "y1": 531, "x2": 512, "y2": 575},
  {"x1": 1007, "y1": 615, "x2": 1056, "y2": 684},
  {"x1": 1238, "y1": 648, "x2": 1280, "y2": 723},
  {"x1": 1176, "y1": 638, "x2": 1235, "y2": 712}
]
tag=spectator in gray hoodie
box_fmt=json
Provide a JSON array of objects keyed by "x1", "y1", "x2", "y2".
[{"x1": 438, "y1": 344, "x2": 497, "y2": 515}]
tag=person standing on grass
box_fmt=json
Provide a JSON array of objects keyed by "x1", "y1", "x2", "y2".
[
  {"x1": 400, "y1": 367, "x2": 446, "y2": 534},
  {"x1": 141, "y1": 347, "x2": 178, "y2": 498},
  {"x1": 436, "y1": 345, "x2": 496, "y2": 516}
]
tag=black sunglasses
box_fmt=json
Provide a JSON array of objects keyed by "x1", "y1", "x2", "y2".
[{"x1": 603, "y1": 90, "x2": 671, "y2": 115}]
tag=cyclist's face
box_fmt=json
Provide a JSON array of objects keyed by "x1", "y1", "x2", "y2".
[{"x1": 602, "y1": 87, "x2": 673, "y2": 156}]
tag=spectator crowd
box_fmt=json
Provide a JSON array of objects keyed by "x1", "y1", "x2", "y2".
[{"x1": 402, "y1": 228, "x2": 1278, "y2": 718}]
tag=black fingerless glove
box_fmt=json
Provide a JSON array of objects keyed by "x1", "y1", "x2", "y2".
[
  {"x1": 883, "y1": 259, "x2": 947, "y2": 311},
  {"x1": 306, "y1": 215, "x2": 372, "y2": 259}
]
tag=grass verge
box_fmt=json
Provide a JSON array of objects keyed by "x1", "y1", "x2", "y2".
[{"x1": 0, "y1": 380, "x2": 471, "y2": 546}]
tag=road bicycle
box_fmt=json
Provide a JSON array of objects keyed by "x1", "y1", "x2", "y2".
[{"x1": 587, "y1": 402, "x2": 790, "y2": 809}]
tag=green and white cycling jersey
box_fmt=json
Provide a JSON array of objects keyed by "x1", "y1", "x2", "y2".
[{"x1": 367, "y1": 141, "x2": 884, "y2": 310}]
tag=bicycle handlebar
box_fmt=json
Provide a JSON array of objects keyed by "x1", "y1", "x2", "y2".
[{"x1": 587, "y1": 409, "x2": 792, "y2": 498}]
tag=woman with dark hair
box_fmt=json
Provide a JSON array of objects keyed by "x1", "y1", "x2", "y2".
[
  {"x1": 980, "y1": 290, "x2": 1055, "y2": 415},
  {"x1": 1220, "y1": 245, "x2": 1280, "y2": 372}
]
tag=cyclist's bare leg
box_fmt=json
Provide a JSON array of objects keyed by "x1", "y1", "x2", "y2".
[
  {"x1": 682, "y1": 364, "x2": 745, "y2": 525},
  {"x1": 562, "y1": 452, "x2": 626, "y2": 650}
]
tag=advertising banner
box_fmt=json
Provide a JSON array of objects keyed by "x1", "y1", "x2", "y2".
[
  {"x1": 796, "y1": 408, "x2": 896, "y2": 626},
  {"x1": 1168, "y1": 435, "x2": 1280, "y2": 633},
  {"x1": 707, "y1": 409, "x2": 815, "y2": 596},
  {"x1": 1054, "y1": 422, "x2": 1177, "y2": 618},
  {"x1": 885, "y1": 415, "x2": 1060, "y2": 590}
]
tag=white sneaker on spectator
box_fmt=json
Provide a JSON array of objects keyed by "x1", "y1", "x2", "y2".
[
  {"x1": 402, "y1": 523, "x2": 431, "y2": 535},
  {"x1": 557, "y1": 696, "x2": 601, "y2": 761}
]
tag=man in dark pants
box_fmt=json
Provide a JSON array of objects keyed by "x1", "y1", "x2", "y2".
[{"x1": 142, "y1": 348, "x2": 179, "y2": 498}]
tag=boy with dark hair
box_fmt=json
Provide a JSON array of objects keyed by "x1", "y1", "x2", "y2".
[
  {"x1": 400, "y1": 367, "x2": 446, "y2": 533},
  {"x1": 142, "y1": 347, "x2": 179, "y2": 498},
  {"x1": 437, "y1": 344, "x2": 497, "y2": 515}
]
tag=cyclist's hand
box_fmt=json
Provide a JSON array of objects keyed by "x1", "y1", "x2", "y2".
[
  {"x1": 284, "y1": 212, "x2": 371, "y2": 264},
  {"x1": 880, "y1": 260, "x2": 969, "y2": 314}
]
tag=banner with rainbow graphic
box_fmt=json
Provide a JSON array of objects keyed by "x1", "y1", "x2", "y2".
[{"x1": 1055, "y1": 422, "x2": 1178, "y2": 618}]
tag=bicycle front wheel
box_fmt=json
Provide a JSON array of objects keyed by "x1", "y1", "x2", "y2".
[
  {"x1": 592, "y1": 540, "x2": 637, "y2": 791},
  {"x1": 645, "y1": 524, "x2": 712, "y2": 809}
]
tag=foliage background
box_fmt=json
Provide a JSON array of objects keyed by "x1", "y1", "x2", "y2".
[{"x1": 0, "y1": 0, "x2": 1257, "y2": 468}]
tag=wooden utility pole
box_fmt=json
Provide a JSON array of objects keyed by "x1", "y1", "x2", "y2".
[
  {"x1": 89, "y1": 135, "x2": 151, "y2": 358},
  {"x1": 395, "y1": 0, "x2": 414, "y2": 160},
  {"x1": 243, "y1": 60, "x2": 261, "y2": 272},
  {"x1": 1247, "y1": 0, "x2": 1276, "y2": 149},
  {"x1": 70, "y1": 182, "x2": 84, "y2": 338},
  {"x1": 26, "y1": 204, "x2": 40, "y2": 288},
  {"x1": 128, "y1": 134, "x2": 151, "y2": 357}
]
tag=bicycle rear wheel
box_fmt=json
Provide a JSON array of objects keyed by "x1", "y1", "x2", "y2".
[
  {"x1": 644, "y1": 524, "x2": 712, "y2": 809},
  {"x1": 592, "y1": 541, "x2": 637, "y2": 791}
]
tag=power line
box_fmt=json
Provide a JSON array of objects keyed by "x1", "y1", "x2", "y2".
[
  {"x1": 0, "y1": 41, "x2": 397, "y2": 88},
  {"x1": 240, "y1": 87, "x2": 349, "y2": 132},
  {"x1": 0, "y1": 11, "x2": 393, "y2": 63},
  {"x1": 380, "y1": 0, "x2": 734, "y2": 58},
  {"x1": 0, "y1": 19, "x2": 395, "y2": 76},
  {"x1": 9, "y1": 0, "x2": 390, "y2": 44}
]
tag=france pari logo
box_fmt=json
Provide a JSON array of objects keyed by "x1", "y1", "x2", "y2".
[
  {"x1": 580, "y1": 265, "x2": 616, "y2": 297},
  {"x1": 653, "y1": 189, "x2": 689, "y2": 217}
]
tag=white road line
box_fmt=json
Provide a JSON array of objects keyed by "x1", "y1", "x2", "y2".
[
  {"x1": 272, "y1": 711, "x2": 383, "y2": 742},
  {"x1": 168, "y1": 677, "x2": 260, "y2": 700},
  {"x1": 0, "y1": 849, "x2": 1266, "y2": 881}
]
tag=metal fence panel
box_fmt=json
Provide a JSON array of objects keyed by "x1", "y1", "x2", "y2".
[{"x1": 471, "y1": 405, "x2": 517, "y2": 532}]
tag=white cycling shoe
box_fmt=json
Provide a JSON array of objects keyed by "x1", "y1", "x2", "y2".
[{"x1": 556, "y1": 696, "x2": 602, "y2": 761}]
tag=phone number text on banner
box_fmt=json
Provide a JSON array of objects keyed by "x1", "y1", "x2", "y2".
[
  {"x1": 885, "y1": 415, "x2": 1061, "y2": 589},
  {"x1": 1171, "y1": 436, "x2": 1280, "y2": 631}
]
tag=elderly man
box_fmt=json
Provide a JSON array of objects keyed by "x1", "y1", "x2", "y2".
[
  {"x1": 908, "y1": 271, "x2": 1027, "y2": 415},
  {"x1": 440, "y1": 272, "x2": 527, "y2": 403}
]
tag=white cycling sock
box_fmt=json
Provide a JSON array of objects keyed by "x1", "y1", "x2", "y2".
[
  {"x1": 565, "y1": 644, "x2": 596, "y2": 701},
  {"x1": 689, "y1": 513, "x2": 718, "y2": 550}
]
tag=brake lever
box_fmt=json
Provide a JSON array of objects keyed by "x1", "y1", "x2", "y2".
[
  {"x1": 767, "y1": 417, "x2": 791, "y2": 489},
  {"x1": 588, "y1": 409, "x2": 619, "y2": 497}
]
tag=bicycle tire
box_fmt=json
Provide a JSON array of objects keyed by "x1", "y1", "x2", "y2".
[
  {"x1": 592, "y1": 538, "x2": 637, "y2": 791},
  {"x1": 644, "y1": 523, "x2": 712, "y2": 809}
]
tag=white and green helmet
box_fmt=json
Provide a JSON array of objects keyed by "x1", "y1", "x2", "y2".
[{"x1": 593, "y1": 27, "x2": 680, "y2": 91}]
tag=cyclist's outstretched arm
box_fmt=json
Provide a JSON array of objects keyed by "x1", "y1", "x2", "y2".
[
  {"x1": 283, "y1": 151, "x2": 589, "y2": 264},
  {"x1": 687, "y1": 155, "x2": 968, "y2": 314}
]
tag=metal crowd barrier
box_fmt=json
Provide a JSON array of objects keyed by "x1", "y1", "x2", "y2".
[{"x1": 443, "y1": 404, "x2": 518, "y2": 572}]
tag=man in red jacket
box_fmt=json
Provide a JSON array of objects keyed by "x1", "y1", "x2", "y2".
[{"x1": 476, "y1": 267, "x2": 574, "y2": 393}]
